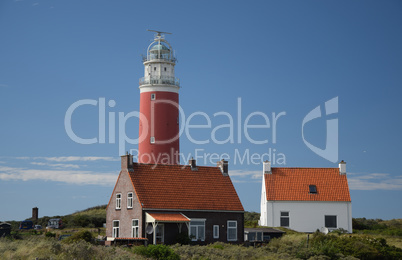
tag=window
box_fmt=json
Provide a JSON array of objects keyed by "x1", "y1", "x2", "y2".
[
  {"x1": 263, "y1": 233, "x2": 271, "y2": 241},
  {"x1": 325, "y1": 215, "x2": 337, "y2": 228},
  {"x1": 257, "y1": 232, "x2": 262, "y2": 241},
  {"x1": 247, "y1": 231, "x2": 265, "y2": 242},
  {"x1": 150, "y1": 137, "x2": 155, "y2": 143},
  {"x1": 164, "y1": 67, "x2": 167, "y2": 71},
  {"x1": 154, "y1": 67, "x2": 156, "y2": 71},
  {"x1": 248, "y1": 232, "x2": 256, "y2": 241},
  {"x1": 189, "y1": 220, "x2": 205, "y2": 241},
  {"x1": 113, "y1": 220, "x2": 119, "y2": 238},
  {"x1": 227, "y1": 221, "x2": 237, "y2": 241},
  {"x1": 151, "y1": 93, "x2": 156, "y2": 100},
  {"x1": 156, "y1": 224, "x2": 164, "y2": 243},
  {"x1": 213, "y1": 225, "x2": 219, "y2": 239},
  {"x1": 116, "y1": 193, "x2": 121, "y2": 209},
  {"x1": 280, "y1": 212, "x2": 289, "y2": 227},
  {"x1": 309, "y1": 185, "x2": 317, "y2": 194},
  {"x1": 127, "y1": 192, "x2": 133, "y2": 208},
  {"x1": 132, "y1": 219, "x2": 139, "y2": 238}
]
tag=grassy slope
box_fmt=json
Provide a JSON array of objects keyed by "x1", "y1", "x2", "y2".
[{"x1": 71, "y1": 205, "x2": 107, "y2": 218}]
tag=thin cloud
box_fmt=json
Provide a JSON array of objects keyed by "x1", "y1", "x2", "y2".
[
  {"x1": 229, "y1": 169, "x2": 262, "y2": 183},
  {"x1": 41, "y1": 156, "x2": 119, "y2": 162},
  {"x1": 15, "y1": 157, "x2": 32, "y2": 160},
  {"x1": 0, "y1": 166, "x2": 116, "y2": 186},
  {"x1": 30, "y1": 162, "x2": 81, "y2": 169},
  {"x1": 348, "y1": 172, "x2": 402, "y2": 190},
  {"x1": 0, "y1": 84, "x2": 9, "y2": 88},
  {"x1": 14, "y1": 156, "x2": 119, "y2": 162}
]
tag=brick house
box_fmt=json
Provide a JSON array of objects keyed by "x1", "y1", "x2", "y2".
[
  {"x1": 106, "y1": 155, "x2": 244, "y2": 245},
  {"x1": 259, "y1": 160, "x2": 352, "y2": 233}
]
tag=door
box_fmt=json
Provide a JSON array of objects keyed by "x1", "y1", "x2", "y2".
[{"x1": 156, "y1": 224, "x2": 164, "y2": 243}]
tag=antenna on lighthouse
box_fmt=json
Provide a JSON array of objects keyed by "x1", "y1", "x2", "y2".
[
  {"x1": 147, "y1": 29, "x2": 172, "y2": 35},
  {"x1": 147, "y1": 29, "x2": 172, "y2": 38}
]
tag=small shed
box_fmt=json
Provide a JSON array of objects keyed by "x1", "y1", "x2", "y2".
[
  {"x1": 244, "y1": 227, "x2": 285, "y2": 242},
  {"x1": 0, "y1": 222, "x2": 11, "y2": 237}
]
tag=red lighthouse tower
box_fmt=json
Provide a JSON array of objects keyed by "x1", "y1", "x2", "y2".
[{"x1": 138, "y1": 31, "x2": 180, "y2": 164}]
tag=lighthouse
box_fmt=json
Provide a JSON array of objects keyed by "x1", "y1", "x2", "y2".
[{"x1": 138, "y1": 31, "x2": 180, "y2": 164}]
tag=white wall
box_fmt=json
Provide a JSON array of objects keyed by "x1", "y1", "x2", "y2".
[
  {"x1": 259, "y1": 175, "x2": 267, "y2": 226},
  {"x1": 262, "y1": 200, "x2": 352, "y2": 233},
  {"x1": 144, "y1": 63, "x2": 175, "y2": 78}
]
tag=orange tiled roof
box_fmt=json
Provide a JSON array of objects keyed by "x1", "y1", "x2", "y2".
[
  {"x1": 128, "y1": 163, "x2": 244, "y2": 211},
  {"x1": 265, "y1": 168, "x2": 351, "y2": 202},
  {"x1": 147, "y1": 212, "x2": 190, "y2": 222}
]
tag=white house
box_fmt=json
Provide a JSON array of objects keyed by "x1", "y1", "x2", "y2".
[{"x1": 259, "y1": 161, "x2": 352, "y2": 233}]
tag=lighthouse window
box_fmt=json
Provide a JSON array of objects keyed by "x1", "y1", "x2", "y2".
[
  {"x1": 154, "y1": 67, "x2": 156, "y2": 71},
  {"x1": 150, "y1": 137, "x2": 155, "y2": 144},
  {"x1": 164, "y1": 67, "x2": 167, "y2": 71},
  {"x1": 151, "y1": 93, "x2": 156, "y2": 100}
]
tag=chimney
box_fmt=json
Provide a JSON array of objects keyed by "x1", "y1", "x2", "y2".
[
  {"x1": 121, "y1": 152, "x2": 134, "y2": 172},
  {"x1": 263, "y1": 160, "x2": 271, "y2": 174},
  {"x1": 189, "y1": 157, "x2": 197, "y2": 171},
  {"x1": 339, "y1": 160, "x2": 346, "y2": 175},
  {"x1": 217, "y1": 159, "x2": 229, "y2": 176},
  {"x1": 32, "y1": 207, "x2": 38, "y2": 221}
]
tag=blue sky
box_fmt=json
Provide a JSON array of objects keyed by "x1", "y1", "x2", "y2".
[{"x1": 0, "y1": 0, "x2": 401, "y2": 221}]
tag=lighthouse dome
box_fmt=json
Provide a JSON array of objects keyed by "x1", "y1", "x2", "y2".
[{"x1": 150, "y1": 43, "x2": 169, "y2": 52}]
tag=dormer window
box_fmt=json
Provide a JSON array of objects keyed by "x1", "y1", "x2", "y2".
[{"x1": 309, "y1": 185, "x2": 317, "y2": 194}]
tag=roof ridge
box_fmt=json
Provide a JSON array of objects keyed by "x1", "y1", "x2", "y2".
[
  {"x1": 133, "y1": 162, "x2": 220, "y2": 169},
  {"x1": 272, "y1": 167, "x2": 338, "y2": 169}
]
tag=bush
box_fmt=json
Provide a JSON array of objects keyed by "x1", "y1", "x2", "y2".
[
  {"x1": 175, "y1": 232, "x2": 191, "y2": 245},
  {"x1": 133, "y1": 244, "x2": 180, "y2": 260},
  {"x1": 45, "y1": 232, "x2": 56, "y2": 238},
  {"x1": 9, "y1": 231, "x2": 22, "y2": 240},
  {"x1": 0, "y1": 236, "x2": 136, "y2": 259},
  {"x1": 210, "y1": 242, "x2": 225, "y2": 250},
  {"x1": 296, "y1": 231, "x2": 402, "y2": 259},
  {"x1": 64, "y1": 230, "x2": 93, "y2": 243}
]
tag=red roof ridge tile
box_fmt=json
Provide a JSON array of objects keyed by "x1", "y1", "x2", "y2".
[
  {"x1": 272, "y1": 167, "x2": 339, "y2": 169},
  {"x1": 133, "y1": 162, "x2": 223, "y2": 169}
]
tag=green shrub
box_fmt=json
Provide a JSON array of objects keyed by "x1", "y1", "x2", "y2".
[
  {"x1": 175, "y1": 232, "x2": 191, "y2": 245},
  {"x1": 210, "y1": 242, "x2": 225, "y2": 250},
  {"x1": 64, "y1": 230, "x2": 93, "y2": 243},
  {"x1": 133, "y1": 244, "x2": 180, "y2": 260},
  {"x1": 45, "y1": 231, "x2": 56, "y2": 238},
  {"x1": 299, "y1": 232, "x2": 402, "y2": 259},
  {"x1": 9, "y1": 231, "x2": 22, "y2": 240}
]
